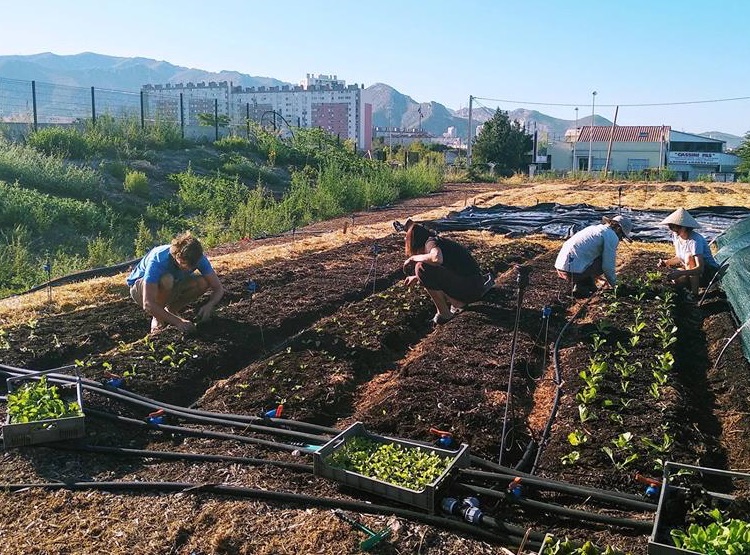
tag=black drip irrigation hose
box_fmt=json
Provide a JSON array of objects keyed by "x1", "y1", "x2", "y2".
[
  {"x1": 461, "y1": 483, "x2": 653, "y2": 532},
  {"x1": 0, "y1": 364, "x2": 337, "y2": 441},
  {"x1": 85, "y1": 408, "x2": 311, "y2": 454},
  {"x1": 467, "y1": 457, "x2": 653, "y2": 507},
  {"x1": 530, "y1": 298, "x2": 590, "y2": 474},
  {"x1": 459, "y1": 468, "x2": 655, "y2": 512},
  {"x1": 0, "y1": 480, "x2": 546, "y2": 550},
  {"x1": 53, "y1": 444, "x2": 313, "y2": 473}
]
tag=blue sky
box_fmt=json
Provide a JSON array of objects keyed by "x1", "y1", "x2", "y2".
[{"x1": 3, "y1": 0, "x2": 749, "y2": 136}]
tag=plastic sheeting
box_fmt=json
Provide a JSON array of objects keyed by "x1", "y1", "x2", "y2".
[
  {"x1": 427, "y1": 203, "x2": 750, "y2": 243},
  {"x1": 713, "y1": 218, "x2": 750, "y2": 363}
]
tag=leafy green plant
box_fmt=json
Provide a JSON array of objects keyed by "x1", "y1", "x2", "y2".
[
  {"x1": 560, "y1": 451, "x2": 581, "y2": 466},
  {"x1": 7, "y1": 376, "x2": 81, "y2": 423},
  {"x1": 567, "y1": 430, "x2": 589, "y2": 446},
  {"x1": 671, "y1": 512, "x2": 750, "y2": 554},
  {"x1": 601, "y1": 446, "x2": 639, "y2": 471},
  {"x1": 612, "y1": 432, "x2": 634, "y2": 451},
  {"x1": 540, "y1": 535, "x2": 629, "y2": 554},
  {"x1": 578, "y1": 404, "x2": 597, "y2": 423},
  {"x1": 641, "y1": 432, "x2": 674, "y2": 455},
  {"x1": 325, "y1": 436, "x2": 450, "y2": 491}
]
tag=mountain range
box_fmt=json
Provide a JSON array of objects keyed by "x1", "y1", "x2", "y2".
[{"x1": 0, "y1": 52, "x2": 742, "y2": 149}]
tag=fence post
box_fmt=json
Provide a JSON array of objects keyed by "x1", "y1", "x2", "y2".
[
  {"x1": 90, "y1": 87, "x2": 96, "y2": 125},
  {"x1": 180, "y1": 93, "x2": 184, "y2": 139},
  {"x1": 140, "y1": 90, "x2": 145, "y2": 129},
  {"x1": 214, "y1": 98, "x2": 219, "y2": 141},
  {"x1": 31, "y1": 80, "x2": 38, "y2": 131}
]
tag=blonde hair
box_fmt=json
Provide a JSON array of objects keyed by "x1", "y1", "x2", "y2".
[{"x1": 170, "y1": 232, "x2": 203, "y2": 266}]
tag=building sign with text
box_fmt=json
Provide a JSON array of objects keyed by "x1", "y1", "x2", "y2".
[{"x1": 668, "y1": 151, "x2": 721, "y2": 165}]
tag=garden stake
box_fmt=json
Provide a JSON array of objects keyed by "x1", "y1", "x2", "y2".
[{"x1": 333, "y1": 509, "x2": 391, "y2": 551}]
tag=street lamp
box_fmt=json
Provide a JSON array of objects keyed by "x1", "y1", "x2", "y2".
[
  {"x1": 573, "y1": 107, "x2": 578, "y2": 171},
  {"x1": 588, "y1": 91, "x2": 597, "y2": 173}
]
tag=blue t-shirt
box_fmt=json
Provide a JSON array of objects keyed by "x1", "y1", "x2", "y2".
[{"x1": 126, "y1": 244, "x2": 214, "y2": 286}]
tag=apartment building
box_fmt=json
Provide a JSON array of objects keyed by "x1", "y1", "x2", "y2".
[{"x1": 141, "y1": 74, "x2": 372, "y2": 151}]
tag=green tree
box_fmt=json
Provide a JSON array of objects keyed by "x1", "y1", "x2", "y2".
[
  {"x1": 735, "y1": 131, "x2": 750, "y2": 176},
  {"x1": 471, "y1": 109, "x2": 532, "y2": 174}
]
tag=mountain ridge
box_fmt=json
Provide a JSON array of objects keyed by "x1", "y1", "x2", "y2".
[{"x1": 0, "y1": 52, "x2": 742, "y2": 148}]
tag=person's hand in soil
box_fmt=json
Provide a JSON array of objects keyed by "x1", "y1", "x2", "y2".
[{"x1": 403, "y1": 275, "x2": 419, "y2": 287}]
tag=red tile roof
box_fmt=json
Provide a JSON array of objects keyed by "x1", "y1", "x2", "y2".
[{"x1": 576, "y1": 125, "x2": 670, "y2": 142}]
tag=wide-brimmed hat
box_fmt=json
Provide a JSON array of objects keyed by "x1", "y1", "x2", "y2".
[
  {"x1": 660, "y1": 208, "x2": 700, "y2": 229},
  {"x1": 602, "y1": 214, "x2": 633, "y2": 240}
]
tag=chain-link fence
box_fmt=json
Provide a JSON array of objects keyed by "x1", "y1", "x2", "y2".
[{"x1": 0, "y1": 77, "x2": 229, "y2": 141}]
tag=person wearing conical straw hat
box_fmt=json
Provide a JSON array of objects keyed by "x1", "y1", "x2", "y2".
[
  {"x1": 554, "y1": 214, "x2": 633, "y2": 298},
  {"x1": 658, "y1": 208, "x2": 719, "y2": 297}
]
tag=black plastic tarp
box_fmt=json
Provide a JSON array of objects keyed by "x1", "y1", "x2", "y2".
[{"x1": 427, "y1": 203, "x2": 750, "y2": 243}]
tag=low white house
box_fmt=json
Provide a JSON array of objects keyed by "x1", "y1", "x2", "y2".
[{"x1": 548, "y1": 125, "x2": 739, "y2": 181}]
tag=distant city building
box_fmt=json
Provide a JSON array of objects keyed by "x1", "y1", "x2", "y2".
[
  {"x1": 141, "y1": 74, "x2": 372, "y2": 151},
  {"x1": 548, "y1": 125, "x2": 739, "y2": 181}
]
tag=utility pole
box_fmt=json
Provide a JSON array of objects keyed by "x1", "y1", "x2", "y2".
[
  {"x1": 573, "y1": 107, "x2": 578, "y2": 171},
  {"x1": 467, "y1": 95, "x2": 473, "y2": 167},
  {"x1": 588, "y1": 91, "x2": 597, "y2": 173}
]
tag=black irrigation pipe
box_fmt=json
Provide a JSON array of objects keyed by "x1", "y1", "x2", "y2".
[
  {"x1": 461, "y1": 483, "x2": 654, "y2": 532},
  {"x1": 85, "y1": 408, "x2": 310, "y2": 454},
  {"x1": 467, "y1": 456, "x2": 652, "y2": 506},
  {"x1": 0, "y1": 480, "x2": 545, "y2": 550},
  {"x1": 53, "y1": 444, "x2": 313, "y2": 473},
  {"x1": 458, "y1": 468, "x2": 656, "y2": 512},
  {"x1": 4, "y1": 258, "x2": 141, "y2": 299},
  {"x1": 0, "y1": 364, "x2": 338, "y2": 439}
]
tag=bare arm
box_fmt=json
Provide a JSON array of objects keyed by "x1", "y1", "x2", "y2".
[
  {"x1": 405, "y1": 240, "x2": 443, "y2": 266},
  {"x1": 143, "y1": 282, "x2": 195, "y2": 332},
  {"x1": 197, "y1": 273, "x2": 224, "y2": 321}
]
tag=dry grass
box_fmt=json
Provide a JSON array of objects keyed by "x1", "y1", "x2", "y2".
[{"x1": 0, "y1": 181, "x2": 728, "y2": 328}]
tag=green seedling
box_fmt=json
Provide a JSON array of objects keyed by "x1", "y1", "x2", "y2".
[
  {"x1": 649, "y1": 382, "x2": 661, "y2": 400},
  {"x1": 560, "y1": 451, "x2": 580, "y2": 466},
  {"x1": 612, "y1": 432, "x2": 634, "y2": 451},
  {"x1": 641, "y1": 433, "x2": 674, "y2": 454},
  {"x1": 567, "y1": 430, "x2": 589, "y2": 446},
  {"x1": 578, "y1": 404, "x2": 596, "y2": 423},
  {"x1": 591, "y1": 334, "x2": 607, "y2": 353},
  {"x1": 602, "y1": 446, "x2": 639, "y2": 471}
]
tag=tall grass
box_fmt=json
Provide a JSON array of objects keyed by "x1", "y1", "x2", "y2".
[
  {"x1": 0, "y1": 180, "x2": 108, "y2": 235},
  {"x1": 27, "y1": 116, "x2": 186, "y2": 159},
  {"x1": 0, "y1": 138, "x2": 101, "y2": 199}
]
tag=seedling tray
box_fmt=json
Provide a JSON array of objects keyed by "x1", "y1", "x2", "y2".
[
  {"x1": 2, "y1": 371, "x2": 85, "y2": 449},
  {"x1": 313, "y1": 422, "x2": 470, "y2": 513},
  {"x1": 648, "y1": 461, "x2": 750, "y2": 555}
]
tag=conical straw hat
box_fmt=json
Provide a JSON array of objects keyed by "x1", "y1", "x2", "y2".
[{"x1": 660, "y1": 208, "x2": 700, "y2": 229}]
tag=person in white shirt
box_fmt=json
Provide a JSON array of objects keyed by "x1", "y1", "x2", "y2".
[
  {"x1": 657, "y1": 208, "x2": 719, "y2": 296},
  {"x1": 554, "y1": 215, "x2": 633, "y2": 298}
]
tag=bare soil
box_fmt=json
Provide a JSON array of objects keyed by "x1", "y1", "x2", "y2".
[{"x1": 1, "y1": 182, "x2": 749, "y2": 555}]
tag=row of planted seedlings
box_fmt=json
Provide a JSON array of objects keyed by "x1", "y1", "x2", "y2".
[
  {"x1": 533, "y1": 271, "x2": 681, "y2": 553},
  {"x1": 547, "y1": 273, "x2": 681, "y2": 488},
  {"x1": 199, "y1": 240, "x2": 548, "y2": 431},
  {"x1": 56, "y1": 235, "x2": 409, "y2": 408}
]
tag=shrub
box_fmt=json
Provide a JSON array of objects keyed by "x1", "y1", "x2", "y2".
[
  {"x1": 27, "y1": 127, "x2": 88, "y2": 159},
  {"x1": 215, "y1": 135, "x2": 253, "y2": 153},
  {"x1": 124, "y1": 169, "x2": 149, "y2": 197}
]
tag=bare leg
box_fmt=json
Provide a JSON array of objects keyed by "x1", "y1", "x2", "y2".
[
  {"x1": 166, "y1": 276, "x2": 209, "y2": 313},
  {"x1": 425, "y1": 288, "x2": 453, "y2": 320}
]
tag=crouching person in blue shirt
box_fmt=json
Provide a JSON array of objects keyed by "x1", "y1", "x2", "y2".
[{"x1": 126, "y1": 231, "x2": 224, "y2": 333}]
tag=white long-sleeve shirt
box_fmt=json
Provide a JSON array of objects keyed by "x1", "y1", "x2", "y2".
[{"x1": 554, "y1": 224, "x2": 621, "y2": 286}]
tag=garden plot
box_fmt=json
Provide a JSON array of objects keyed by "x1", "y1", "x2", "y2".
[{"x1": 2, "y1": 223, "x2": 750, "y2": 554}]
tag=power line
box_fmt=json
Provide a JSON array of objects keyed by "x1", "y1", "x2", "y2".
[{"x1": 473, "y1": 94, "x2": 750, "y2": 108}]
